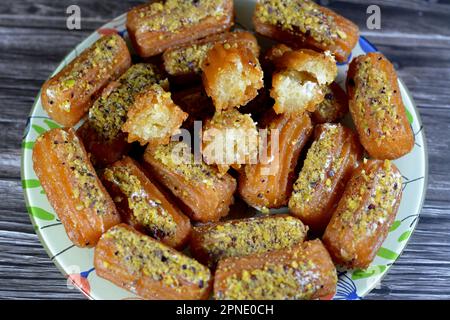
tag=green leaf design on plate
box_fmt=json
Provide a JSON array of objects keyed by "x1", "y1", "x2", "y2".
[
  {"x1": 405, "y1": 108, "x2": 413, "y2": 124},
  {"x1": 32, "y1": 124, "x2": 47, "y2": 135},
  {"x1": 377, "y1": 247, "x2": 398, "y2": 260},
  {"x1": 398, "y1": 230, "x2": 412, "y2": 242},
  {"x1": 44, "y1": 119, "x2": 61, "y2": 129},
  {"x1": 40, "y1": 189, "x2": 46, "y2": 194},
  {"x1": 27, "y1": 206, "x2": 55, "y2": 221},
  {"x1": 22, "y1": 141, "x2": 35, "y2": 149},
  {"x1": 22, "y1": 179, "x2": 41, "y2": 189},
  {"x1": 352, "y1": 265, "x2": 387, "y2": 280},
  {"x1": 389, "y1": 220, "x2": 401, "y2": 232}
]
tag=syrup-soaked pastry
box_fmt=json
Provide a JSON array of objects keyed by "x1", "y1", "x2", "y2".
[
  {"x1": 41, "y1": 34, "x2": 131, "y2": 126},
  {"x1": 270, "y1": 49, "x2": 337, "y2": 115},
  {"x1": 80, "y1": 63, "x2": 168, "y2": 166},
  {"x1": 163, "y1": 31, "x2": 259, "y2": 84},
  {"x1": 201, "y1": 42, "x2": 264, "y2": 111},
  {"x1": 312, "y1": 82, "x2": 349, "y2": 124},
  {"x1": 95, "y1": 224, "x2": 212, "y2": 299},
  {"x1": 202, "y1": 109, "x2": 259, "y2": 175},
  {"x1": 171, "y1": 85, "x2": 216, "y2": 129},
  {"x1": 122, "y1": 84, "x2": 188, "y2": 146},
  {"x1": 347, "y1": 52, "x2": 414, "y2": 159},
  {"x1": 214, "y1": 239, "x2": 337, "y2": 300},
  {"x1": 253, "y1": 0, "x2": 359, "y2": 63},
  {"x1": 32, "y1": 128, "x2": 120, "y2": 247},
  {"x1": 323, "y1": 159, "x2": 403, "y2": 269},
  {"x1": 127, "y1": 0, "x2": 234, "y2": 57},
  {"x1": 289, "y1": 123, "x2": 363, "y2": 233},
  {"x1": 101, "y1": 157, "x2": 191, "y2": 249},
  {"x1": 190, "y1": 214, "x2": 308, "y2": 268},
  {"x1": 143, "y1": 141, "x2": 237, "y2": 222},
  {"x1": 238, "y1": 111, "x2": 313, "y2": 210}
]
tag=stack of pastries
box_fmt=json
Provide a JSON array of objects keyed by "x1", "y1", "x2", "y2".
[{"x1": 34, "y1": 0, "x2": 414, "y2": 300}]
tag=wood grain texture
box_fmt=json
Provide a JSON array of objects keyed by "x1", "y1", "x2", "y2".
[{"x1": 0, "y1": 0, "x2": 449, "y2": 300}]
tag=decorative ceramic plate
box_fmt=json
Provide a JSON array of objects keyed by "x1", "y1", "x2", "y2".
[{"x1": 21, "y1": 1, "x2": 427, "y2": 300}]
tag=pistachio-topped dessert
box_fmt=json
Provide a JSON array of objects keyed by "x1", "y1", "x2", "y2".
[
  {"x1": 289, "y1": 124, "x2": 362, "y2": 232},
  {"x1": 54, "y1": 130, "x2": 111, "y2": 215},
  {"x1": 255, "y1": 0, "x2": 340, "y2": 45},
  {"x1": 323, "y1": 159, "x2": 403, "y2": 268},
  {"x1": 32, "y1": 128, "x2": 120, "y2": 247},
  {"x1": 127, "y1": 0, "x2": 234, "y2": 57},
  {"x1": 347, "y1": 52, "x2": 414, "y2": 159},
  {"x1": 191, "y1": 215, "x2": 308, "y2": 267},
  {"x1": 289, "y1": 124, "x2": 342, "y2": 208},
  {"x1": 41, "y1": 34, "x2": 131, "y2": 126},
  {"x1": 340, "y1": 160, "x2": 402, "y2": 237},
  {"x1": 353, "y1": 58, "x2": 397, "y2": 139},
  {"x1": 163, "y1": 31, "x2": 259, "y2": 78},
  {"x1": 214, "y1": 240, "x2": 337, "y2": 300},
  {"x1": 88, "y1": 63, "x2": 168, "y2": 142},
  {"x1": 144, "y1": 141, "x2": 237, "y2": 222},
  {"x1": 134, "y1": 0, "x2": 227, "y2": 34},
  {"x1": 253, "y1": 0, "x2": 359, "y2": 62},
  {"x1": 95, "y1": 224, "x2": 212, "y2": 299},
  {"x1": 103, "y1": 165, "x2": 177, "y2": 238}
]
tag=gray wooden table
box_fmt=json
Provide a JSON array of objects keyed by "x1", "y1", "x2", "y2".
[{"x1": 0, "y1": 0, "x2": 449, "y2": 300}]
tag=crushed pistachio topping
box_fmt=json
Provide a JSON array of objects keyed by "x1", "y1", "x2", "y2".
[
  {"x1": 195, "y1": 216, "x2": 307, "y2": 264},
  {"x1": 255, "y1": 0, "x2": 340, "y2": 45},
  {"x1": 354, "y1": 56, "x2": 398, "y2": 141},
  {"x1": 289, "y1": 124, "x2": 342, "y2": 210},
  {"x1": 48, "y1": 35, "x2": 122, "y2": 111},
  {"x1": 54, "y1": 130, "x2": 109, "y2": 214},
  {"x1": 136, "y1": 0, "x2": 226, "y2": 33},
  {"x1": 103, "y1": 166, "x2": 177, "y2": 239},
  {"x1": 88, "y1": 64, "x2": 168, "y2": 141},
  {"x1": 339, "y1": 160, "x2": 401, "y2": 239},
  {"x1": 217, "y1": 250, "x2": 325, "y2": 300},
  {"x1": 165, "y1": 43, "x2": 215, "y2": 75},
  {"x1": 105, "y1": 226, "x2": 211, "y2": 290},
  {"x1": 152, "y1": 141, "x2": 220, "y2": 187}
]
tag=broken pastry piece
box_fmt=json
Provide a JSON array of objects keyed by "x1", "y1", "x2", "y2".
[
  {"x1": 101, "y1": 157, "x2": 191, "y2": 249},
  {"x1": 214, "y1": 239, "x2": 337, "y2": 300},
  {"x1": 238, "y1": 111, "x2": 313, "y2": 210},
  {"x1": 253, "y1": 0, "x2": 359, "y2": 63},
  {"x1": 126, "y1": 0, "x2": 234, "y2": 57},
  {"x1": 270, "y1": 49, "x2": 337, "y2": 115},
  {"x1": 32, "y1": 128, "x2": 120, "y2": 247},
  {"x1": 190, "y1": 214, "x2": 308, "y2": 268},
  {"x1": 143, "y1": 141, "x2": 237, "y2": 222},
  {"x1": 273, "y1": 49, "x2": 337, "y2": 86},
  {"x1": 82, "y1": 63, "x2": 168, "y2": 166},
  {"x1": 41, "y1": 34, "x2": 131, "y2": 127},
  {"x1": 95, "y1": 224, "x2": 212, "y2": 300},
  {"x1": 201, "y1": 42, "x2": 264, "y2": 111},
  {"x1": 163, "y1": 31, "x2": 259, "y2": 84},
  {"x1": 288, "y1": 124, "x2": 363, "y2": 233},
  {"x1": 271, "y1": 70, "x2": 323, "y2": 115},
  {"x1": 122, "y1": 84, "x2": 188, "y2": 146},
  {"x1": 202, "y1": 109, "x2": 259, "y2": 175},
  {"x1": 312, "y1": 82, "x2": 349, "y2": 124},
  {"x1": 323, "y1": 159, "x2": 402, "y2": 269}
]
